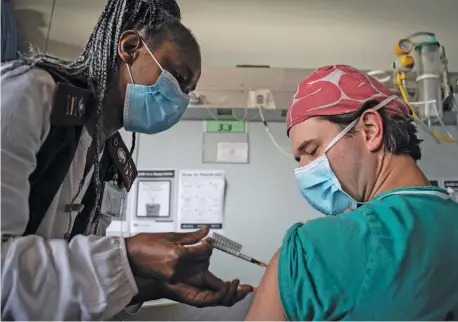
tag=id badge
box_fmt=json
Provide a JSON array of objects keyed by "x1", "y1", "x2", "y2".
[{"x1": 100, "y1": 182, "x2": 126, "y2": 218}]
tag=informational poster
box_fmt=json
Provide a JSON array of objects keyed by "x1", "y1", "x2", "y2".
[
  {"x1": 176, "y1": 170, "x2": 225, "y2": 232},
  {"x1": 443, "y1": 180, "x2": 458, "y2": 201},
  {"x1": 130, "y1": 170, "x2": 176, "y2": 234},
  {"x1": 137, "y1": 181, "x2": 171, "y2": 218}
]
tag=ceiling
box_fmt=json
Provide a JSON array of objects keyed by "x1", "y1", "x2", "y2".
[{"x1": 11, "y1": 0, "x2": 458, "y2": 70}]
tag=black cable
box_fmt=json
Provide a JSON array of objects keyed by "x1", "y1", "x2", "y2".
[{"x1": 44, "y1": 0, "x2": 57, "y2": 52}]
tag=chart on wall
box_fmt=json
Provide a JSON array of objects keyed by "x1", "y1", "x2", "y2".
[
  {"x1": 130, "y1": 170, "x2": 177, "y2": 234},
  {"x1": 176, "y1": 170, "x2": 226, "y2": 233}
]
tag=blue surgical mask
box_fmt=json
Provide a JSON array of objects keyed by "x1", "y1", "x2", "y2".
[
  {"x1": 123, "y1": 40, "x2": 190, "y2": 134},
  {"x1": 294, "y1": 95, "x2": 398, "y2": 216}
]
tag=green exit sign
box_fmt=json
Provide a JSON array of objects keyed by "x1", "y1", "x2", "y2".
[{"x1": 206, "y1": 120, "x2": 245, "y2": 133}]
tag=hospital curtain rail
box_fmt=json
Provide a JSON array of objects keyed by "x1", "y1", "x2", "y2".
[{"x1": 1, "y1": 0, "x2": 19, "y2": 62}]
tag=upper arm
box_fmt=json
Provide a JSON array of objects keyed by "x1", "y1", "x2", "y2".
[
  {"x1": 245, "y1": 250, "x2": 286, "y2": 321},
  {"x1": 1, "y1": 66, "x2": 55, "y2": 237},
  {"x1": 275, "y1": 218, "x2": 370, "y2": 321}
]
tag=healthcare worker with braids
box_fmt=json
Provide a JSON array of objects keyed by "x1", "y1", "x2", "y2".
[
  {"x1": 246, "y1": 65, "x2": 458, "y2": 321},
  {"x1": 1, "y1": 0, "x2": 253, "y2": 320}
]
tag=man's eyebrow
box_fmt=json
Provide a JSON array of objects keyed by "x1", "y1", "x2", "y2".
[
  {"x1": 296, "y1": 139, "x2": 315, "y2": 153},
  {"x1": 294, "y1": 139, "x2": 314, "y2": 162}
]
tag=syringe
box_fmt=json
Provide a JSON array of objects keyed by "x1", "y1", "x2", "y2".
[{"x1": 209, "y1": 233, "x2": 268, "y2": 268}]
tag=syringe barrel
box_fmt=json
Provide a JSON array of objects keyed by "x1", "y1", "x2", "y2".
[{"x1": 238, "y1": 253, "x2": 251, "y2": 261}]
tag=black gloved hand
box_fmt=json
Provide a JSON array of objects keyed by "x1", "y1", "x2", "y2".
[
  {"x1": 130, "y1": 271, "x2": 254, "y2": 308},
  {"x1": 125, "y1": 227, "x2": 212, "y2": 282},
  {"x1": 129, "y1": 277, "x2": 164, "y2": 305},
  {"x1": 163, "y1": 270, "x2": 254, "y2": 307}
]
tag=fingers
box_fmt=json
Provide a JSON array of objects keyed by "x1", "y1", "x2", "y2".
[
  {"x1": 198, "y1": 274, "x2": 253, "y2": 307},
  {"x1": 164, "y1": 281, "x2": 227, "y2": 308},
  {"x1": 343, "y1": 208, "x2": 354, "y2": 213},
  {"x1": 180, "y1": 241, "x2": 213, "y2": 263},
  {"x1": 214, "y1": 280, "x2": 254, "y2": 307},
  {"x1": 172, "y1": 227, "x2": 210, "y2": 245},
  {"x1": 221, "y1": 279, "x2": 239, "y2": 306},
  {"x1": 165, "y1": 277, "x2": 254, "y2": 308},
  {"x1": 233, "y1": 284, "x2": 254, "y2": 304},
  {"x1": 198, "y1": 272, "x2": 254, "y2": 306},
  {"x1": 238, "y1": 284, "x2": 255, "y2": 293}
]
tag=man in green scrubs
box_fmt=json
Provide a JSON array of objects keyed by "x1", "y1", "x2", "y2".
[{"x1": 245, "y1": 65, "x2": 458, "y2": 321}]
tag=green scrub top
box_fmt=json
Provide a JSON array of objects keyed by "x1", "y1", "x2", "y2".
[{"x1": 278, "y1": 186, "x2": 458, "y2": 321}]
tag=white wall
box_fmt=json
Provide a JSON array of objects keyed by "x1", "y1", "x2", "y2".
[
  {"x1": 12, "y1": 0, "x2": 458, "y2": 71},
  {"x1": 124, "y1": 121, "x2": 458, "y2": 321}
]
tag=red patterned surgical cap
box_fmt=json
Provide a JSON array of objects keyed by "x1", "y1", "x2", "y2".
[{"x1": 286, "y1": 65, "x2": 410, "y2": 136}]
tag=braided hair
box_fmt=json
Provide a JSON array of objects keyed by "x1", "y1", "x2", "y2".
[{"x1": 2, "y1": 0, "x2": 188, "y2": 234}]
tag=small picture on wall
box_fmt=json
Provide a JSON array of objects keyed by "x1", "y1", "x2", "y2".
[{"x1": 136, "y1": 180, "x2": 171, "y2": 218}]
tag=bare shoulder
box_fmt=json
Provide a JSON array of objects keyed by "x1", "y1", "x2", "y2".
[{"x1": 245, "y1": 250, "x2": 285, "y2": 321}]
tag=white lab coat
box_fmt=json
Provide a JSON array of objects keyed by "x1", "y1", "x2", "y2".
[{"x1": 1, "y1": 64, "x2": 139, "y2": 320}]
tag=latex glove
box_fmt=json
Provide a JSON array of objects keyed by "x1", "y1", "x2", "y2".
[
  {"x1": 129, "y1": 277, "x2": 164, "y2": 305},
  {"x1": 125, "y1": 227, "x2": 212, "y2": 282},
  {"x1": 130, "y1": 271, "x2": 254, "y2": 308},
  {"x1": 163, "y1": 270, "x2": 254, "y2": 307}
]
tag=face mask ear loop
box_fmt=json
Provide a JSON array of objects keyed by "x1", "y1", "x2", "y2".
[
  {"x1": 324, "y1": 95, "x2": 399, "y2": 153},
  {"x1": 124, "y1": 61, "x2": 137, "y2": 159},
  {"x1": 140, "y1": 39, "x2": 164, "y2": 72},
  {"x1": 126, "y1": 64, "x2": 135, "y2": 84}
]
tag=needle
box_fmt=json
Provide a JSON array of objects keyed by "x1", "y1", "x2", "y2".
[{"x1": 208, "y1": 237, "x2": 268, "y2": 268}]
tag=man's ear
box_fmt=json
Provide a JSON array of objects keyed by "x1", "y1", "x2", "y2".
[
  {"x1": 360, "y1": 109, "x2": 384, "y2": 152},
  {"x1": 118, "y1": 30, "x2": 143, "y2": 65}
]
